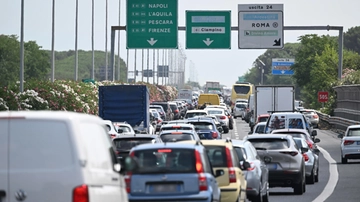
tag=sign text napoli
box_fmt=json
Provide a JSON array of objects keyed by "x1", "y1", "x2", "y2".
[{"x1": 126, "y1": 0, "x2": 178, "y2": 49}]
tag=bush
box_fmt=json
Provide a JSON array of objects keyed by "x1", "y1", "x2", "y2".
[{"x1": 0, "y1": 80, "x2": 178, "y2": 115}]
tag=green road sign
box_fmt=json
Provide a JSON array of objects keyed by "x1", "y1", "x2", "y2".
[
  {"x1": 126, "y1": 0, "x2": 178, "y2": 49},
  {"x1": 186, "y1": 11, "x2": 231, "y2": 49}
]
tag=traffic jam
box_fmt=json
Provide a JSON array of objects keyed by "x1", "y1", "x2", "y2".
[{"x1": 103, "y1": 83, "x2": 322, "y2": 202}]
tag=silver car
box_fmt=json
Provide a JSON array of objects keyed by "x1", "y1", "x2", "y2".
[
  {"x1": 233, "y1": 102, "x2": 247, "y2": 119},
  {"x1": 339, "y1": 125, "x2": 360, "y2": 164},
  {"x1": 293, "y1": 137, "x2": 319, "y2": 184},
  {"x1": 244, "y1": 134, "x2": 306, "y2": 195},
  {"x1": 301, "y1": 109, "x2": 319, "y2": 128},
  {"x1": 232, "y1": 140, "x2": 270, "y2": 202}
]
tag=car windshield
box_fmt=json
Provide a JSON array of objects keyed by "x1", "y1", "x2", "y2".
[
  {"x1": 247, "y1": 138, "x2": 289, "y2": 150},
  {"x1": 347, "y1": 128, "x2": 360, "y2": 136},
  {"x1": 132, "y1": 148, "x2": 196, "y2": 174},
  {"x1": 162, "y1": 126, "x2": 193, "y2": 131},
  {"x1": 160, "y1": 133, "x2": 194, "y2": 142},
  {"x1": 207, "y1": 110, "x2": 223, "y2": 115},
  {"x1": 236, "y1": 104, "x2": 246, "y2": 108},
  {"x1": 113, "y1": 138, "x2": 153, "y2": 151},
  {"x1": 151, "y1": 112, "x2": 159, "y2": 118},
  {"x1": 234, "y1": 86, "x2": 250, "y2": 94},
  {"x1": 204, "y1": 146, "x2": 227, "y2": 167},
  {"x1": 170, "y1": 104, "x2": 177, "y2": 110},
  {"x1": 191, "y1": 122, "x2": 214, "y2": 130}
]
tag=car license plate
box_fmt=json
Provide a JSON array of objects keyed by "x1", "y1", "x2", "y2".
[
  {"x1": 266, "y1": 163, "x2": 277, "y2": 170},
  {"x1": 151, "y1": 184, "x2": 179, "y2": 193}
]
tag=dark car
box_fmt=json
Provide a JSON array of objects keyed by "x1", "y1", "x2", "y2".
[
  {"x1": 187, "y1": 117, "x2": 222, "y2": 140},
  {"x1": 112, "y1": 134, "x2": 162, "y2": 172},
  {"x1": 169, "y1": 102, "x2": 181, "y2": 120},
  {"x1": 151, "y1": 102, "x2": 174, "y2": 121},
  {"x1": 158, "y1": 130, "x2": 201, "y2": 142}
]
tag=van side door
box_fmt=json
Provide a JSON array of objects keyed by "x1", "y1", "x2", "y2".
[{"x1": 0, "y1": 118, "x2": 9, "y2": 202}]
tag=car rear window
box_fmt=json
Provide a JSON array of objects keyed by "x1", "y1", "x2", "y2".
[
  {"x1": 160, "y1": 133, "x2": 194, "y2": 142},
  {"x1": 153, "y1": 103, "x2": 168, "y2": 111},
  {"x1": 207, "y1": 110, "x2": 223, "y2": 115},
  {"x1": 255, "y1": 124, "x2": 265, "y2": 133},
  {"x1": 113, "y1": 138, "x2": 153, "y2": 150},
  {"x1": 162, "y1": 126, "x2": 193, "y2": 131},
  {"x1": 234, "y1": 147, "x2": 247, "y2": 162},
  {"x1": 169, "y1": 104, "x2": 177, "y2": 110},
  {"x1": 236, "y1": 104, "x2": 246, "y2": 108},
  {"x1": 132, "y1": 148, "x2": 196, "y2": 174},
  {"x1": 247, "y1": 138, "x2": 289, "y2": 150},
  {"x1": 119, "y1": 126, "x2": 131, "y2": 132},
  {"x1": 347, "y1": 128, "x2": 360, "y2": 136},
  {"x1": 258, "y1": 117, "x2": 268, "y2": 122},
  {"x1": 205, "y1": 146, "x2": 227, "y2": 167},
  {"x1": 185, "y1": 112, "x2": 207, "y2": 118},
  {"x1": 191, "y1": 122, "x2": 214, "y2": 130}
]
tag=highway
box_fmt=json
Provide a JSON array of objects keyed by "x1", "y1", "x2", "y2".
[{"x1": 223, "y1": 118, "x2": 360, "y2": 202}]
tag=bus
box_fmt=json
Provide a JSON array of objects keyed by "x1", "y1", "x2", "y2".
[{"x1": 231, "y1": 82, "x2": 254, "y2": 104}]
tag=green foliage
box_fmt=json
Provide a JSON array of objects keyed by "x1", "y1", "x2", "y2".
[
  {"x1": 0, "y1": 35, "x2": 50, "y2": 87},
  {"x1": 49, "y1": 50, "x2": 128, "y2": 82},
  {"x1": 344, "y1": 26, "x2": 360, "y2": 55},
  {"x1": 185, "y1": 81, "x2": 201, "y2": 89},
  {"x1": 0, "y1": 80, "x2": 178, "y2": 113}
]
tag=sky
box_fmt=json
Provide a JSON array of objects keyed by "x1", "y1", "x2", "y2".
[{"x1": 1, "y1": 0, "x2": 359, "y2": 87}]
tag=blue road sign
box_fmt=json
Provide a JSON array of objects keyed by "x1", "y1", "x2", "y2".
[{"x1": 272, "y1": 58, "x2": 294, "y2": 75}]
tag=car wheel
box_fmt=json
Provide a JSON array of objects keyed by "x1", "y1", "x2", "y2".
[
  {"x1": 293, "y1": 179, "x2": 304, "y2": 195},
  {"x1": 224, "y1": 127, "x2": 229, "y2": 134},
  {"x1": 251, "y1": 185, "x2": 263, "y2": 202},
  {"x1": 262, "y1": 182, "x2": 270, "y2": 202},
  {"x1": 341, "y1": 155, "x2": 348, "y2": 164},
  {"x1": 229, "y1": 123, "x2": 234, "y2": 130},
  {"x1": 306, "y1": 169, "x2": 315, "y2": 184},
  {"x1": 315, "y1": 168, "x2": 319, "y2": 182}
]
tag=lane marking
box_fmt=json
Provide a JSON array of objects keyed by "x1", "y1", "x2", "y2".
[{"x1": 312, "y1": 146, "x2": 338, "y2": 202}]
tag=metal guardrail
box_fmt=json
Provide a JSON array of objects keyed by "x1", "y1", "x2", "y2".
[{"x1": 316, "y1": 111, "x2": 360, "y2": 131}]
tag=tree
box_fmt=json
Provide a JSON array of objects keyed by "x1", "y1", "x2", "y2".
[
  {"x1": 344, "y1": 26, "x2": 360, "y2": 55},
  {"x1": 0, "y1": 35, "x2": 20, "y2": 86},
  {"x1": 24, "y1": 41, "x2": 50, "y2": 80}
]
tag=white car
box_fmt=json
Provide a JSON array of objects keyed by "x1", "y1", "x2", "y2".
[
  {"x1": 339, "y1": 125, "x2": 360, "y2": 164},
  {"x1": 0, "y1": 111, "x2": 128, "y2": 202},
  {"x1": 248, "y1": 122, "x2": 266, "y2": 134},
  {"x1": 113, "y1": 122, "x2": 135, "y2": 136},
  {"x1": 204, "y1": 108, "x2": 230, "y2": 133},
  {"x1": 233, "y1": 102, "x2": 247, "y2": 119},
  {"x1": 103, "y1": 120, "x2": 119, "y2": 139},
  {"x1": 184, "y1": 110, "x2": 208, "y2": 119}
]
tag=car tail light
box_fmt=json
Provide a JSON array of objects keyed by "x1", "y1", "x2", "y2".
[
  {"x1": 280, "y1": 151, "x2": 298, "y2": 156},
  {"x1": 110, "y1": 134, "x2": 116, "y2": 139},
  {"x1": 125, "y1": 152, "x2": 135, "y2": 193},
  {"x1": 174, "y1": 109, "x2": 179, "y2": 113},
  {"x1": 195, "y1": 150, "x2": 208, "y2": 191},
  {"x1": 302, "y1": 153, "x2": 309, "y2": 161},
  {"x1": 247, "y1": 162, "x2": 255, "y2": 171},
  {"x1": 220, "y1": 116, "x2": 226, "y2": 119},
  {"x1": 157, "y1": 119, "x2": 162, "y2": 123},
  {"x1": 115, "y1": 151, "x2": 120, "y2": 155},
  {"x1": 159, "y1": 112, "x2": 164, "y2": 115},
  {"x1": 306, "y1": 140, "x2": 314, "y2": 149},
  {"x1": 225, "y1": 147, "x2": 237, "y2": 183},
  {"x1": 344, "y1": 140, "x2": 355, "y2": 145},
  {"x1": 73, "y1": 184, "x2": 88, "y2": 202},
  {"x1": 211, "y1": 131, "x2": 218, "y2": 139},
  {"x1": 313, "y1": 114, "x2": 319, "y2": 119}
]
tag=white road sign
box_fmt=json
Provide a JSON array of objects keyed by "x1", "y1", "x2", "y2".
[{"x1": 238, "y1": 4, "x2": 284, "y2": 49}]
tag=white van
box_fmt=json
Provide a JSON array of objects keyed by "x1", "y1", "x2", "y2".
[
  {"x1": 264, "y1": 112, "x2": 312, "y2": 134},
  {"x1": 0, "y1": 111, "x2": 128, "y2": 202}
]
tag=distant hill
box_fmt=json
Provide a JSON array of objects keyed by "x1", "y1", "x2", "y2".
[{"x1": 45, "y1": 50, "x2": 128, "y2": 81}]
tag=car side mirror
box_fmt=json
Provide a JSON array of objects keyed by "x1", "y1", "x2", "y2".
[
  {"x1": 337, "y1": 134, "x2": 344, "y2": 138},
  {"x1": 311, "y1": 130, "x2": 317, "y2": 136},
  {"x1": 301, "y1": 147, "x2": 309, "y2": 153},
  {"x1": 117, "y1": 129, "x2": 123, "y2": 133},
  {"x1": 248, "y1": 131, "x2": 252, "y2": 135},
  {"x1": 214, "y1": 169, "x2": 224, "y2": 178},
  {"x1": 314, "y1": 138, "x2": 320, "y2": 143},
  {"x1": 217, "y1": 127, "x2": 224, "y2": 133}
]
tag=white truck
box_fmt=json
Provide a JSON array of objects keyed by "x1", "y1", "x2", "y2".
[
  {"x1": 249, "y1": 85, "x2": 295, "y2": 131},
  {"x1": 205, "y1": 81, "x2": 221, "y2": 93},
  {"x1": 178, "y1": 89, "x2": 193, "y2": 101}
]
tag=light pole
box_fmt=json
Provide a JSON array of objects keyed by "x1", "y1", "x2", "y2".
[
  {"x1": 51, "y1": 0, "x2": 55, "y2": 82},
  {"x1": 257, "y1": 59, "x2": 265, "y2": 85},
  {"x1": 20, "y1": 0, "x2": 24, "y2": 92}
]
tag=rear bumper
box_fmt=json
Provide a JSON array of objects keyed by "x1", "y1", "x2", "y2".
[
  {"x1": 219, "y1": 183, "x2": 241, "y2": 202},
  {"x1": 341, "y1": 146, "x2": 360, "y2": 159},
  {"x1": 128, "y1": 191, "x2": 212, "y2": 202},
  {"x1": 268, "y1": 170, "x2": 302, "y2": 187}
]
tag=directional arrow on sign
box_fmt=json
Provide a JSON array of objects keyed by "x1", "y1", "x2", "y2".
[
  {"x1": 147, "y1": 38, "x2": 158, "y2": 46},
  {"x1": 203, "y1": 38, "x2": 214, "y2": 46},
  {"x1": 281, "y1": 70, "x2": 285, "y2": 74}
]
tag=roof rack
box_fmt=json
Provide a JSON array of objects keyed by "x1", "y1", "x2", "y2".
[
  {"x1": 195, "y1": 140, "x2": 202, "y2": 145},
  {"x1": 267, "y1": 110, "x2": 296, "y2": 114},
  {"x1": 225, "y1": 137, "x2": 232, "y2": 143}
]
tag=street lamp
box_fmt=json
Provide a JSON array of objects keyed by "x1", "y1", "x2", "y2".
[{"x1": 257, "y1": 59, "x2": 265, "y2": 85}]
